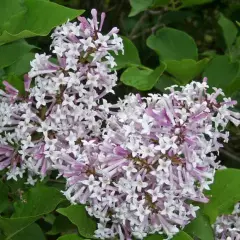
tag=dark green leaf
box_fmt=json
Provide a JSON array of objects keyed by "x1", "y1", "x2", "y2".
[
  {"x1": 0, "y1": 181, "x2": 9, "y2": 213},
  {"x1": 5, "y1": 74, "x2": 25, "y2": 95},
  {"x1": 154, "y1": 74, "x2": 178, "y2": 92},
  {"x1": 218, "y1": 13, "x2": 238, "y2": 51},
  {"x1": 0, "y1": 40, "x2": 35, "y2": 69},
  {"x1": 144, "y1": 233, "x2": 164, "y2": 239},
  {"x1": 5, "y1": 52, "x2": 35, "y2": 76},
  {"x1": 184, "y1": 211, "x2": 214, "y2": 240},
  {"x1": 0, "y1": 185, "x2": 65, "y2": 239},
  {"x1": 0, "y1": 0, "x2": 25, "y2": 31},
  {"x1": 165, "y1": 58, "x2": 209, "y2": 84},
  {"x1": 202, "y1": 168, "x2": 240, "y2": 224},
  {"x1": 57, "y1": 234, "x2": 85, "y2": 240},
  {"x1": 172, "y1": 231, "x2": 193, "y2": 240},
  {"x1": 0, "y1": 0, "x2": 84, "y2": 45},
  {"x1": 47, "y1": 215, "x2": 76, "y2": 235},
  {"x1": 113, "y1": 36, "x2": 141, "y2": 70},
  {"x1": 152, "y1": 0, "x2": 169, "y2": 7},
  {"x1": 13, "y1": 185, "x2": 65, "y2": 217},
  {"x1": 11, "y1": 223, "x2": 46, "y2": 240},
  {"x1": 147, "y1": 28, "x2": 198, "y2": 61},
  {"x1": 203, "y1": 55, "x2": 239, "y2": 90},
  {"x1": 181, "y1": 0, "x2": 213, "y2": 8},
  {"x1": 57, "y1": 205, "x2": 97, "y2": 239},
  {"x1": 121, "y1": 63, "x2": 166, "y2": 91}
]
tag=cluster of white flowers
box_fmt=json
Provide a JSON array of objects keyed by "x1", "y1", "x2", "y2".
[
  {"x1": 0, "y1": 9, "x2": 240, "y2": 240},
  {"x1": 0, "y1": 9, "x2": 123, "y2": 181},
  {"x1": 62, "y1": 80, "x2": 240, "y2": 239},
  {"x1": 214, "y1": 203, "x2": 240, "y2": 240}
]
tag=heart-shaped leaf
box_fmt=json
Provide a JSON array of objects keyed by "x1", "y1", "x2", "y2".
[
  {"x1": 147, "y1": 28, "x2": 198, "y2": 61},
  {"x1": 121, "y1": 63, "x2": 166, "y2": 91},
  {"x1": 165, "y1": 58, "x2": 209, "y2": 84}
]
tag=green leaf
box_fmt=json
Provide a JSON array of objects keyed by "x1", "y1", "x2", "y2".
[
  {"x1": 0, "y1": 40, "x2": 35, "y2": 69},
  {"x1": 203, "y1": 55, "x2": 239, "y2": 90},
  {"x1": 57, "y1": 234, "x2": 85, "y2": 240},
  {"x1": 129, "y1": 0, "x2": 153, "y2": 17},
  {"x1": 228, "y1": 76, "x2": 240, "y2": 95},
  {"x1": 147, "y1": 28, "x2": 198, "y2": 61},
  {"x1": 5, "y1": 74, "x2": 25, "y2": 94},
  {"x1": 172, "y1": 231, "x2": 193, "y2": 240},
  {"x1": 154, "y1": 74, "x2": 178, "y2": 92},
  {"x1": 152, "y1": 0, "x2": 169, "y2": 7},
  {"x1": 165, "y1": 58, "x2": 209, "y2": 84},
  {"x1": 113, "y1": 36, "x2": 141, "y2": 70},
  {"x1": 184, "y1": 211, "x2": 214, "y2": 240},
  {"x1": 11, "y1": 223, "x2": 46, "y2": 240},
  {"x1": 0, "y1": 0, "x2": 25, "y2": 31},
  {"x1": 121, "y1": 63, "x2": 166, "y2": 91},
  {"x1": 47, "y1": 215, "x2": 76, "y2": 235},
  {"x1": 13, "y1": 185, "x2": 65, "y2": 217},
  {"x1": 0, "y1": 181, "x2": 9, "y2": 213},
  {"x1": 202, "y1": 168, "x2": 240, "y2": 224},
  {"x1": 57, "y1": 205, "x2": 97, "y2": 239},
  {"x1": 0, "y1": 185, "x2": 65, "y2": 239},
  {"x1": 5, "y1": 52, "x2": 35, "y2": 76},
  {"x1": 218, "y1": 13, "x2": 238, "y2": 51},
  {"x1": 144, "y1": 233, "x2": 164, "y2": 239},
  {"x1": 0, "y1": 0, "x2": 84, "y2": 45}
]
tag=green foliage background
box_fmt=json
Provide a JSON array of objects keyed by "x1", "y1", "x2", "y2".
[{"x1": 0, "y1": 0, "x2": 240, "y2": 239}]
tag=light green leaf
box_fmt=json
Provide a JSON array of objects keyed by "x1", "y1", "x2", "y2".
[
  {"x1": 0, "y1": 40, "x2": 35, "y2": 69},
  {"x1": 5, "y1": 52, "x2": 35, "y2": 76},
  {"x1": 0, "y1": 0, "x2": 84, "y2": 45},
  {"x1": 11, "y1": 223, "x2": 46, "y2": 240},
  {"x1": 0, "y1": 185, "x2": 65, "y2": 239},
  {"x1": 184, "y1": 211, "x2": 214, "y2": 240},
  {"x1": 218, "y1": 13, "x2": 238, "y2": 51},
  {"x1": 0, "y1": 181, "x2": 9, "y2": 213},
  {"x1": 57, "y1": 234, "x2": 85, "y2": 240},
  {"x1": 172, "y1": 231, "x2": 193, "y2": 240},
  {"x1": 203, "y1": 55, "x2": 239, "y2": 89},
  {"x1": 165, "y1": 58, "x2": 209, "y2": 84},
  {"x1": 57, "y1": 205, "x2": 97, "y2": 239},
  {"x1": 129, "y1": 0, "x2": 153, "y2": 17},
  {"x1": 121, "y1": 63, "x2": 166, "y2": 91},
  {"x1": 202, "y1": 168, "x2": 240, "y2": 224},
  {"x1": 113, "y1": 36, "x2": 141, "y2": 70},
  {"x1": 147, "y1": 28, "x2": 198, "y2": 61}
]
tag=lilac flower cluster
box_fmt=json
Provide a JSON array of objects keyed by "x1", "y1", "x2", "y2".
[
  {"x1": 0, "y1": 9, "x2": 123, "y2": 182},
  {"x1": 62, "y1": 80, "x2": 240, "y2": 239},
  {"x1": 214, "y1": 203, "x2": 240, "y2": 240},
  {"x1": 0, "y1": 9, "x2": 240, "y2": 240}
]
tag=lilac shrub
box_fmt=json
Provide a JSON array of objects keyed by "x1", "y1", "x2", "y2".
[{"x1": 0, "y1": 9, "x2": 240, "y2": 240}]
